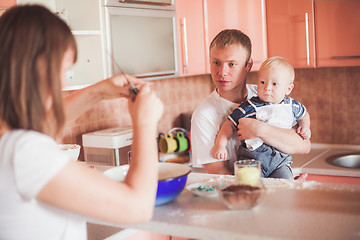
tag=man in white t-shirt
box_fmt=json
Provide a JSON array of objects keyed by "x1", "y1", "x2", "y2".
[{"x1": 191, "y1": 29, "x2": 311, "y2": 174}]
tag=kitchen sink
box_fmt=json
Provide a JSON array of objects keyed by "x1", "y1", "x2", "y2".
[{"x1": 326, "y1": 153, "x2": 360, "y2": 169}]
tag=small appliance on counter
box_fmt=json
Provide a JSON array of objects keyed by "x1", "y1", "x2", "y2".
[{"x1": 82, "y1": 127, "x2": 132, "y2": 166}]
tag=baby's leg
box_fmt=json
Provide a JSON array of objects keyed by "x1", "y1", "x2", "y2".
[{"x1": 268, "y1": 162, "x2": 293, "y2": 179}]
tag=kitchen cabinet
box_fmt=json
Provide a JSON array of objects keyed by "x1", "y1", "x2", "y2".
[
  {"x1": 106, "y1": 4, "x2": 178, "y2": 80},
  {"x1": 266, "y1": 0, "x2": 316, "y2": 68},
  {"x1": 266, "y1": 0, "x2": 360, "y2": 69},
  {"x1": 306, "y1": 174, "x2": 360, "y2": 185},
  {"x1": 205, "y1": 0, "x2": 268, "y2": 71},
  {"x1": 16, "y1": 0, "x2": 106, "y2": 89},
  {"x1": 175, "y1": 0, "x2": 207, "y2": 76},
  {"x1": 16, "y1": 0, "x2": 56, "y2": 11},
  {"x1": 55, "y1": 0, "x2": 105, "y2": 89},
  {"x1": 56, "y1": 0, "x2": 101, "y2": 31},
  {"x1": 314, "y1": 0, "x2": 360, "y2": 67},
  {"x1": 0, "y1": 0, "x2": 16, "y2": 8},
  {"x1": 0, "y1": 0, "x2": 16, "y2": 16}
]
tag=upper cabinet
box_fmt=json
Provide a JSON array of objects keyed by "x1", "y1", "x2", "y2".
[
  {"x1": 175, "y1": 0, "x2": 207, "y2": 76},
  {"x1": 57, "y1": 0, "x2": 105, "y2": 89},
  {"x1": 266, "y1": 0, "x2": 360, "y2": 68},
  {"x1": 0, "y1": 0, "x2": 16, "y2": 8},
  {"x1": 1, "y1": 0, "x2": 17, "y2": 16},
  {"x1": 176, "y1": 0, "x2": 268, "y2": 75},
  {"x1": 17, "y1": 0, "x2": 105, "y2": 89},
  {"x1": 114, "y1": 0, "x2": 173, "y2": 5},
  {"x1": 266, "y1": 0, "x2": 316, "y2": 68},
  {"x1": 314, "y1": 0, "x2": 360, "y2": 67},
  {"x1": 17, "y1": 0, "x2": 56, "y2": 11},
  {"x1": 206, "y1": 0, "x2": 268, "y2": 71},
  {"x1": 105, "y1": 0, "x2": 178, "y2": 80}
]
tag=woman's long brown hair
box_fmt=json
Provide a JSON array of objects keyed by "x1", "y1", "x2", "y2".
[{"x1": 0, "y1": 5, "x2": 77, "y2": 136}]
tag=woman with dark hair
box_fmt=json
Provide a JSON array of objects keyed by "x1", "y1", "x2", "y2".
[{"x1": 0, "y1": 5, "x2": 163, "y2": 239}]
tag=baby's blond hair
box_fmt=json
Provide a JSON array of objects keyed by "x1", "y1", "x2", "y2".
[{"x1": 259, "y1": 56, "x2": 295, "y2": 83}]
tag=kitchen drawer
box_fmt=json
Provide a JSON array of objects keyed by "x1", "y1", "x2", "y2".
[{"x1": 306, "y1": 174, "x2": 360, "y2": 185}]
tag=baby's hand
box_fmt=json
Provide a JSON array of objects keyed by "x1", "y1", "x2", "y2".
[
  {"x1": 211, "y1": 145, "x2": 228, "y2": 160},
  {"x1": 297, "y1": 126, "x2": 311, "y2": 139}
]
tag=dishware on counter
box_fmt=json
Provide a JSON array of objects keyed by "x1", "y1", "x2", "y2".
[
  {"x1": 186, "y1": 182, "x2": 219, "y2": 198},
  {"x1": 234, "y1": 159, "x2": 261, "y2": 186},
  {"x1": 158, "y1": 127, "x2": 191, "y2": 154},
  {"x1": 218, "y1": 180, "x2": 265, "y2": 210},
  {"x1": 103, "y1": 162, "x2": 191, "y2": 206},
  {"x1": 167, "y1": 128, "x2": 190, "y2": 151},
  {"x1": 159, "y1": 151, "x2": 191, "y2": 165},
  {"x1": 174, "y1": 131, "x2": 189, "y2": 153},
  {"x1": 158, "y1": 133, "x2": 178, "y2": 154},
  {"x1": 59, "y1": 144, "x2": 81, "y2": 161}
]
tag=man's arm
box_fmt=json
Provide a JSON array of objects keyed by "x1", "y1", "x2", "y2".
[
  {"x1": 191, "y1": 107, "x2": 233, "y2": 175},
  {"x1": 297, "y1": 112, "x2": 311, "y2": 139},
  {"x1": 237, "y1": 118, "x2": 311, "y2": 154}
]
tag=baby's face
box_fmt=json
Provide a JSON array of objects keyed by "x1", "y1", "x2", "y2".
[{"x1": 257, "y1": 67, "x2": 294, "y2": 104}]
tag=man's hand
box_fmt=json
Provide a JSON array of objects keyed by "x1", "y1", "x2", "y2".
[
  {"x1": 236, "y1": 118, "x2": 263, "y2": 140},
  {"x1": 297, "y1": 126, "x2": 311, "y2": 139}
]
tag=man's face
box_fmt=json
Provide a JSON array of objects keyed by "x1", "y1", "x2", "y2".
[{"x1": 210, "y1": 44, "x2": 250, "y2": 95}]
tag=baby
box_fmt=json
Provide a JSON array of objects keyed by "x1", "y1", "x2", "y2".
[{"x1": 211, "y1": 56, "x2": 311, "y2": 179}]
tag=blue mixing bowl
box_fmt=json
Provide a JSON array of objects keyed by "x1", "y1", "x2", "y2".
[
  {"x1": 104, "y1": 162, "x2": 191, "y2": 206},
  {"x1": 156, "y1": 170, "x2": 190, "y2": 206}
]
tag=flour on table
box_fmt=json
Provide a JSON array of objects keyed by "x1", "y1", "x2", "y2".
[{"x1": 190, "y1": 214, "x2": 209, "y2": 226}]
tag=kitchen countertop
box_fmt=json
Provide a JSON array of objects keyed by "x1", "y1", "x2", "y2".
[
  {"x1": 89, "y1": 173, "x2": 360, "y2": 240},
  {"x1": 291, "y1": 143, "x2": 360, "y2": 177}
]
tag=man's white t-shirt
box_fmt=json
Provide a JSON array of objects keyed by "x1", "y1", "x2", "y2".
[
  {"x1": 0, "y1": 130, "x2": 86, "y2": 240},
  {"x1": 191, "y1": 84, "x2": 257, "y2": 168}
]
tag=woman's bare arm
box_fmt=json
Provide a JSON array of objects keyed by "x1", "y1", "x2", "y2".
[
  {"x1": 63, "y1": 74, "x2": 144, "y2": 123},
  {"x1": 37, "y1": 85, "x2": 164, "y2": 225}
]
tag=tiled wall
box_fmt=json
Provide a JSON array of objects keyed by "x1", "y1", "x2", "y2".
[
  {"x1": 61, "y1": 67, "x2": 360, "y2": 160},
  {"x1": 61, "y1": 74, "x2": 213, "y2": 160}
]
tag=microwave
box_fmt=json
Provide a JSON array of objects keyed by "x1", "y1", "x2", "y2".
[{"x1": 104, "y1": 0, "x2": 179, "y2": 80}]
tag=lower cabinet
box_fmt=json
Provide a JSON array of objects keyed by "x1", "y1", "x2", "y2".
[
  {"x1": 123, "y1": 231, "x2": 189, "y2": 240},
  {"x1": 306, "y1": 174, "x2": 360, "y2": 185}
]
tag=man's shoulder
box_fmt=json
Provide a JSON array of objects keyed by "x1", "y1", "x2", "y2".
[{"x1": 192, "y1": 91, "x2": 219, "y2": 117}]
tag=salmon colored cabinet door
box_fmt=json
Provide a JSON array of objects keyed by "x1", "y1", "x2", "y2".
[
  {"x1": 0, "y1": 0, "x2": 16, "y2": 7},
  {"x1": 306, "y1": 174, "x2": 360, "y2": 185},
  {"x1": 315, "y1": 1, "x2": 360, "y2": 67},
  {"x1": 266, "y1": 0, "x2": 316, "y2": 68},
  {"x1": 0, "y1": 0, "x2": 16, "y2": 16},
  {"x1": 176, "y1": 0, "x2": 207, "y2": 76},
  {"x1": 206, "y1": 0, "x2": 267, "y2": 71}
]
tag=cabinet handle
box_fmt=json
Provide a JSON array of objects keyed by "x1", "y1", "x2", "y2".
[
  {"x1": 331, "y1": 56, "x2": 360, "y2": 59},
  {"x1": 119, "y1": 0, "x2": 171, "y2": 6},
  {"x1": 181, "y1": 18, "x2": 189, "y2": 73},
  {"x1": 305, "y1": 12, "x2": 310, "y2": 66}
]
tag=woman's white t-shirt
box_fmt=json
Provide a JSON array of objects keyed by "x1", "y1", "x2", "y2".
[
  {"x1": 191, "y1": 85, "x2": 258, "y2": 167},
  {"x1": 0, "y1": 129, "x2": 86, "y2": 240}
]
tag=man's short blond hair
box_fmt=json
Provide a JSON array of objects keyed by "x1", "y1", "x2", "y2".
[{"x1": 210, "y1": 29, "x2": 252, "y2": 65}]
